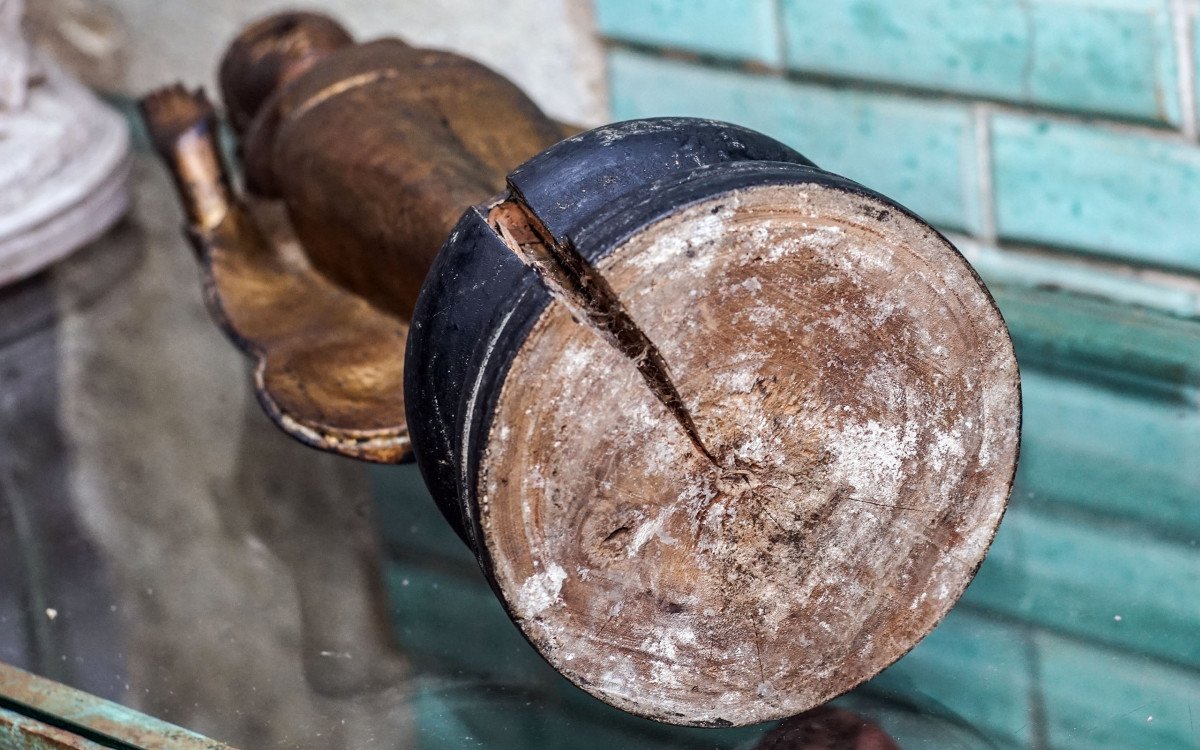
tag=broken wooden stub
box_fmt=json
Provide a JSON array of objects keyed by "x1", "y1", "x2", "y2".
[
  {"x1": 406, "y1": 122, "x2": 1021, "y2": 725},
  {"x1": 141, "y1": 11, "x2": 1020, "y2": 728}
]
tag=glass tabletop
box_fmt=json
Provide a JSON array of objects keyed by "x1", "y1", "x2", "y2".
[{"x1": 1, "y1": 151, "x2": 1197, "y2": 750}]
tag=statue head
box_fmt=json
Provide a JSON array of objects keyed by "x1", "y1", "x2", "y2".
[{"x1": 218, "y1": 11, "x2": 352, "y2": 133}]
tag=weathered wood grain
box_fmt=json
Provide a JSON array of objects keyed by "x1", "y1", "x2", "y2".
[{"x1": 478, "y1": 183, "x2": 1020, "y2": 725}]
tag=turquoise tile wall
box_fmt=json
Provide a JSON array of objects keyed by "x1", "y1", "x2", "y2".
[
  {"x1": 777, "y1": 0, "x2": 1180, "y2": 126},
  {"x1": 965, "y1": 504, "x2": 1200, "y2": 669},
  {"x1": 1016, "y1": 370, "x2": 1200, "y2": 533},
  {"x1": 608, "y1": 50, "x2": 983, "y2": 232},
  {"x1": 1038, "y1": 633, "x2": 1200, "y2": 750},
  {"x1": 597, "y1": 0, "x2": 1184, "y2": 129},
  {"x1": 593, "y1": 0, "x2": 782, "y2": 65},
  {"x1": 1196, "y1": 15, "x2": 1200, "y2": 126},
  {"x1": 862, "y1": 609, "x2": 1035, "y2": 748},
  {"x1": 993, "y1": 115, "x2": 1200, "y2": 273},
  {"x1": 599, "y1": 0, "x2": 1200, "y2": 277},
  {"x1": 960, "y1": 239, "x2": 1200, "y2": 318}
]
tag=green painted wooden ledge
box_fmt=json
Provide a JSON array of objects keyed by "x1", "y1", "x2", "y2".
[{"x1": 0, "y1": 664, "x2": 231, "y2": 750}]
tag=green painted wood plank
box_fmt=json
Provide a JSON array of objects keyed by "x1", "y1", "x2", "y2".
[
  {"x1": 965, "y1": 506, "x2": 1200, "y2": 670},
  {"x1": 0, "y1": 664, "x2": 230, "y2": 750},
  {"x1": 607, "y1": 49, "x2": 983, "y2": 232},
  {"x1": 780, "y1": 0, "x2": 1180, "y2": 126},
  {"x1": 594, "y1": 0, "x2": 781, "y2": 65},
  {"x1": 0, "y1": 705, "x2": 108, "y2": 750}
]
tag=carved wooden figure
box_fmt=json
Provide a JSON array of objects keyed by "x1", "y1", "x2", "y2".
[{"x1": 141, "y1": 11, "x2": 1021, "y2": 727}]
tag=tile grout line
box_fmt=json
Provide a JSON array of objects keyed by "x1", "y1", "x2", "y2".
[
  {"x1": 1170, "y1": 0, "x2": 1198, "y2": 140},
  {"x1": 973, "y1": 103, "x2": 998, "y2": 246},
  {"x1": 608, "y1": 39, "x2": 1200, "y2": 145},
  {"x1": 572, "y1": 0, "x2": 611, "y2": 125},
  {"x1": 771, "y1": 0, "x2": 789, "y2": 74},
  {"x1": 947, "y1": 229, "x2": 1200, "y2": 294},
  {"x1": 946, "y1": 231, "x2": 1200, "y2": 319}
]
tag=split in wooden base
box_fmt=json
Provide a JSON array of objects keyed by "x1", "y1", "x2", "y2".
[{"x1": 476, "y1": 181, "x2": 1019, "y2": 725}]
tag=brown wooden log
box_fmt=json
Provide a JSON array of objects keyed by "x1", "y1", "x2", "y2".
[
  {"x1": 470, "y1": 177, "x2": 1019, "y2": 726},
  {"x1": 139, "y1": 11, "x2": 1021, "y2": 728}
]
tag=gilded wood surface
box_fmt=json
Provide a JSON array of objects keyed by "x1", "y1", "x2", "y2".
[{"x1": 141, "y1": 15, "x2": 568, "y2": 462}]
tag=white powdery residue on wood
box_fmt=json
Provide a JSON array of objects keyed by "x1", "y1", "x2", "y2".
[
  {"x1": 747, "y1": 304, "x2": 783, "y2": 326},
  {"x1": 642, "y1": 428, "x2": 678, "y2": 476},
  {"x1": 627, "y1": 199, "x2": 740, "y2": 276},
  {"x1": 928, "y1": 426, "x2": 967, "y2": 473},
  {"x1": 867, "y1": 293, "x2": 902, "y2": 328},
  {"x1": 977, "y1": 368, "x2": 1019, "y2": 468},
  {"x1": 627, "y1": 401, "x2": 656, "y2": 428},
  {"x1": 715, "y1": 368, "x2": 758, "y2": 394},
  {"x1": 733, "y1": 430, "x2": 772, "y2": 466},
  {"x1": 517, "y1": 562, "x2": 567, "y2": 616},
  {"x1": 639, "y1": 626, "x2": 701, "y2": 692},
  {"x1": 479, "y1": 182, "x2": 1021, "y2": 726},
  {"x1": 556, "y1": 340, "x2": 594, "y2": 379},
  {"x1": 738, "y1": 276, "x2": 763, "y2": 294},
  {"x1": 796, "y1": 225, "x2": 844, "y2": 252},
  {"x1": 759, "y1": 233, "x2": 807, "y2": 263},
  {"x1": 826, "y1": 418, "x2": 919, "y2": 503},
  {"x1": 862, "y1": 361, "x2": 899, "y2": 409},
  {"x1": 640, "y1": 625, "x2": 696, "y2": 661},
  {"x1": 820, "y1": 311, "x2": 859, "y2": 339},
  {"x1": 627, "y1": 506, "x2": 676, "y2": 557}
]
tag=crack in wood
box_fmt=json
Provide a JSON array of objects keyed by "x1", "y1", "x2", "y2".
[
  {"x1": 488, "y1": 194, "x2": 718, "y2": 467},
  {"x1": 478, "y1": 182, "x2": 1021, "y2": 727}
]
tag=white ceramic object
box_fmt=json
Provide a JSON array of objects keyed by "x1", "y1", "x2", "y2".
[{"x1": 0, "y1": 0, "x2": 130, "y2": 286}]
